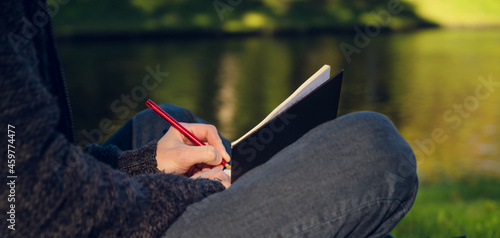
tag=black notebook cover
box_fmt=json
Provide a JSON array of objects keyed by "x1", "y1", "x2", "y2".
[{"x1": 231, "y1": 70, "x2": 343, "y2": 182}]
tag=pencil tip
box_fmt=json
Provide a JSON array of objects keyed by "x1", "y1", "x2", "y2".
[{"x1": 225, "y1": 164, "x2": 232, "y2": 169}]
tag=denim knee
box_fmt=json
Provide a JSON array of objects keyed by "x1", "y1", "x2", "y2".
[{"x1": 335, "y1": 111, "x2": 418, "y2": 196}]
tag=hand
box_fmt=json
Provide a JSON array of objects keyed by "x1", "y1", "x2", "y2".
[
  {"x1": 156, "y1": 123, "x2": 231, "y2": 176},
  {"x1": 191, "y1": 168, "x2": 231, "y2": 189}
]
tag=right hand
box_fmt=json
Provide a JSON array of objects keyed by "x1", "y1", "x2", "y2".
[{"x1": 155, "y1": 122, "x2": 231, "y2": 177}]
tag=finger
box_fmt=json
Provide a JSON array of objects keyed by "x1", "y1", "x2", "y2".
[
  {"x1": 201, "y1": 167, "x2": 212, "y2": 172},
  {"x1": 190, "y1": 168, "x2": 231, "y2": 189},
  {"x1": 202, "y1": 127, "x2": 231, "y2": 164},
  {"x1": 182, "y1": 145, "x2": 223, "y2": 166},
  {"x1": 213, "y1": 164, "x2": 224, "y2": 170},
  {"x1": 219, "y1": 180, "x2": 231, "y2": 189},
  {"x1": 192, "y1": 164, "x2": 214, "y2": 175},
  {"x1": 181, "y1": 123, "x2": 231, "y2": 163},
  {"x1": 212, "y1": 168, "x2": 231, "y2": 189},
  {"x1": 206, "y1": 168, "x2": 231, "y2": 189},
  {"x1": 199, "y1": 163, "x2": 219, "y2": 171}
]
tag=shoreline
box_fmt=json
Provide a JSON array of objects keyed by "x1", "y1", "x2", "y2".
[{"x1": 55, "y1": 23, "x2": 439, "y2": 42}]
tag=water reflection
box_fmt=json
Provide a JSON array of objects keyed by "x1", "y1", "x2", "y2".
[{"x1": 59, "y1": 29, "x2": 500, "y2": 182}]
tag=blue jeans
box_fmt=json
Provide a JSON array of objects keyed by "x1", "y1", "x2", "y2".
[{"x1": 105, "y1": 104, "x2": 418, "y2": 237}]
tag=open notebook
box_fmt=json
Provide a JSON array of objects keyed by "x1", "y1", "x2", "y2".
[{"x1": 230, "y1": 65, "x2": 344, "y2": 182}]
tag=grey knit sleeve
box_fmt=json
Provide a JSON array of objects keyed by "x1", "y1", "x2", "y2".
[
  {"x1": 0, "y1": 1, "x2": 226, "y2": 236},
  {"x1": 0, "y1": 85, "x2": 227, "y2": 237},
  {"x1": 32, "y1": 137, "x2": 226, "y2": 237},
  {"x1": 83, "y1": 141, "x2": 161, "y2": 176}
]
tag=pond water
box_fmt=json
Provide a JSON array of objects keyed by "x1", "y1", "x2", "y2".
[{"x1": 60, "y1": 29, "x2": 500, "y2": 182}]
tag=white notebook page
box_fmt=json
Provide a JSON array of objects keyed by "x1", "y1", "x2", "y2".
[{"x1": 232, "y1": 65, "x2": 331, "y2": 146}]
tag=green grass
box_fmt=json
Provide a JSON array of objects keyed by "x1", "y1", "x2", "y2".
[
  {"x1": 52, "y1": 1, "x2": 500, "y2": 37},
  {"x1": 52, "y1": 0, "x2": 500, "y2": 37},
  {"x1": 391, "y1": 176, "x2": 500, "y2": 237},
  {"x1": 52, "y1": 0, "x2": 432, "y2": 37},
  {"x1": 409, "y1": 0, "x2": 500, "y2": 28}
]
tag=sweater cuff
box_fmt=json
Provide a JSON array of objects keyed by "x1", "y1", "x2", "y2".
[
  {"x1": 194, "y1": 178, "x2": 227, "y2": 197},
  {"x1": 83, "y1": 141, "x2": 160, "y2": 176},
  {"x1": 117, "y1": 140, "x2": 160, "y2": 176}
]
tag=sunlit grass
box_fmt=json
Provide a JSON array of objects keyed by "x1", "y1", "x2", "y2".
[
  {"x1": 409, "y1": 0, "x2": 500, "y2": 28},
  {"x1": 391, "y1": 176, "x2": 500, "y2": 237}
]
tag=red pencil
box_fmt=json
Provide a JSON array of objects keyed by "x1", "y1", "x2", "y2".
[{"x1": 146, "y1": 99, "x2": 231, "y2": 169}]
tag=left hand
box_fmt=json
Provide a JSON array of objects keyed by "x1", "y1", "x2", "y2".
[{"x1": 190, "y1": 168, "x2": 231, "y2": 189}]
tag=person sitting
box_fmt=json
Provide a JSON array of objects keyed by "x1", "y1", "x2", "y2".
[{"x1": 0, "y1": 1, "x2": 418, "y2": 237}]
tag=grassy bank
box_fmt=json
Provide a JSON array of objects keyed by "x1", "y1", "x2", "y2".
[
  {"x1": 391, "y1": 176, "x2": 500, "y2": 237},
  {"x1": 411, "y1": 0, "x2": 500, "y2": 28},
  {"x1": 51, "y1": 0, "x2": 500, "y2": 38},
  {"x1": 52, "y1": 0, "x2": 432, "y2": 38}
]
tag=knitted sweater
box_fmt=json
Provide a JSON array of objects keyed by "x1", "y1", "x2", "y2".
[{"x1": 0, "y1": 1, "x2": 225, "y2": 237}]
